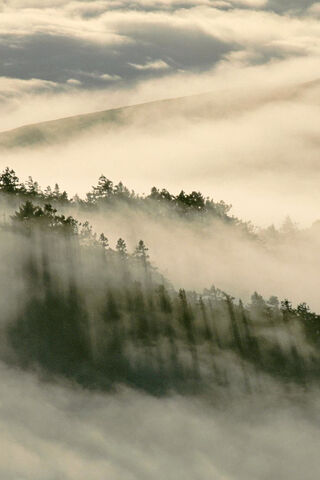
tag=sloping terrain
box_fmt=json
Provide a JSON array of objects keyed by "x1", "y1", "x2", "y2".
[
  {"x1": 0, "y1": 94, "x2": 212, "y2": 149},
  {"x1": 0, "y1": 78, "x2": 319, "y2": 150}
]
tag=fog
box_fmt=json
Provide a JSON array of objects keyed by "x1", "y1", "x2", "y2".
[
  {"x1": 66, "y1": 201, "x2": 320, "y2": 311},
  {"x1": 1, "y1": 362, "x2": 319, "y2": 480}
]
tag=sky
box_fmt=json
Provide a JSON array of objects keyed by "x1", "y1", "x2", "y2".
[
  {"x1": 1, "y1": 0, "x2": 320, "y2": 107},
  {"x1": 1, "y1": 0, "x2": 320, "y2": 225}
]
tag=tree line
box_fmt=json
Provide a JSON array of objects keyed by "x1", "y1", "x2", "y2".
[{"x1": 0, "y1": 166, "x2": 237, "y2": 223}]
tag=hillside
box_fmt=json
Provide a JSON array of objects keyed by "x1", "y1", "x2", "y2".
[
  {"x1": 1, "y1": 78, "x2": 319, "y2": 150},
  {"x1": 0, "y1": 166, "x2": 319, "y2": 395},
  {"x1": 0, "y1": 94, "x2": 213, "y2": 149}
]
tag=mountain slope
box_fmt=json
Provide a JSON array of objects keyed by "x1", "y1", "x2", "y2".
[
  {"x1": 0, "y1": 94, "x2": 213, "y2": 150},
  {"x1": 0, "y1": 78, "x2": 319, "y2": 150}
]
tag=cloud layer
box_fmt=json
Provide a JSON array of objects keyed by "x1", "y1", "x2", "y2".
[
  {"x1": 1, "y1": 0, "x2": 320, "y2": 104},
  {"x1": 0, "y1": 362, "x2": 319, "y2": 480}
]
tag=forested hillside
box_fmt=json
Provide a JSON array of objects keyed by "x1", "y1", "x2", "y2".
[{"x1": 0, "y1": 167, "x2": 319, "y2": 395}]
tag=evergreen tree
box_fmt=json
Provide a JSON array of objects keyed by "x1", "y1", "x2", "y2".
[
  {"x1": 99, "y1": 233, "x2": 109, "y2": 249},
  {"x1": 43, "y1": 185, "x2": 53, "y2": 200},
  {"x1": 116, "y1": 238, "x2": 127, "y2": 257},
  {"x1": 25, "y1": 176, "x2": 41, "y2": 197},
  {"x1": 0, "y1": 167, "x2": 20, "y2": 193},
  {"x1": 134, "y1": 240, "x2": 149, "y2": 262},
  {"x1": 87, "y1": 175, "x2": 114, "y2": 203},
  {"x1": 11, "y1": 201, "x2": 78, "y2": 233}
]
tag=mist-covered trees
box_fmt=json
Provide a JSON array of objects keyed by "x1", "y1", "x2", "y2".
[
  {"x1": 134, "y1": 240, "x2": 149, "y2": 264},
  {"x1": 296, "y1": 302, "x2": 320, "y2": 347},
  {"x1": 1, "y1": 167, "x2": 320, "y2": 396},
  {"x1": 8, "y1": 257, "x2": 91, "y2": 379},
  {"x1": 116, "y1": 238, "x2": 127, "y2": 257},
  {"x1": 0, "y1": 199, "x2": 318, "y2": 395},
  {"x1": 0, "y1": 167, "x2": 20, "y2": 193},
  {"x1": 0, "y1": 167, "x2": 68, "y2": 202},
  {"x1": 0, "y1": 167, "x2": 238, "y2": 225},
  {"x1": 11, "y1": 201, "x2": 78, "y2": 234}
]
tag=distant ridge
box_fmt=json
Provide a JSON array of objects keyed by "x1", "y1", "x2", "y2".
[
  {"x1": 0, "y1": 78, "x2": 319, "y2": 150},
  {"x1": 0, "y1": 94, "x2": 215, "y2": 150}
]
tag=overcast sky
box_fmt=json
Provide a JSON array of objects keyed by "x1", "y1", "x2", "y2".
[{"x1": 1, "y1": 0, "x2": 319, "y2": 111}]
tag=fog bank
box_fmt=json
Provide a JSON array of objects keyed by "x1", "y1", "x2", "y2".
[{"x1": 1, "y1": 362, "x2": 319, "y2": 480}]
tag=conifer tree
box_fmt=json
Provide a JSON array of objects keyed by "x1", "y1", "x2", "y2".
[
  {"x1": 0, "y1": 167, "x2": 20, "y2": 193},
  {"x1": 116, "y1": 238, "x2": 127, "y2": 257}
]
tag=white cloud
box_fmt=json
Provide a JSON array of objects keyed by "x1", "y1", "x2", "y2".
[
  {"x1": 67, "y1": 78, "x2": 82, "y2": 85},
  {"x1": 1, "y1": 0, "x2": 319, "y2": 56},
  {"x1": 307, "y1": 2, "x2": 320, "y2": 16},
  {"x1": 0, "y1": 77, "x2": 59, "y2": 100},
  {"x1": 85, "y1": 72, "x2": 121, "y2": 81},
  {"x1": 100, "y1": 73, "x2": 121, "y2": 81},
  {"x1": 129, "y1": 60, "x2": 170, "y2": 70},
  {"x1": 0, "y1": 2, "x2": 129, "y2": 45}
]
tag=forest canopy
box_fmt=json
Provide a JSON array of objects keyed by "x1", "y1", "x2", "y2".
[{"x1": 0, "y1": 167, "x2": 236, "y2": 222}]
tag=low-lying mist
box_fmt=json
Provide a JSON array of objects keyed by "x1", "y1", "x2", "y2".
[
  {"x1": 1, "y1": 361, "x2": 319, "y2": 480},
  {"x1": 70, "y1": 200, "x2": 320, "y2": 311}
]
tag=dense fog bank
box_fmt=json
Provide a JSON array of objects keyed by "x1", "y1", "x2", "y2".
[{"x1": 1, "y1": 361, "x2": 319, "y2": 480}]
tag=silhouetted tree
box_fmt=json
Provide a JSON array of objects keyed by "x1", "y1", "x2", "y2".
[
  {"x1": 11, "y1": 201, "x2": 78, "y2": 234},
  {"x1": 116, "y1": 238, "x2": 127, "y2": 257},
  {"x1": 25, "y1": 176, "x2": 41, "y2": 197},
  {"x1": 134, "y1": 240, "x2": 150, "y2": 274},
  {"x1": 99, "y1": 233, "x2": 109, "y2": 249},
  {"x1": 0, "y1": 167, "x2": 20, "y2": 194}
]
